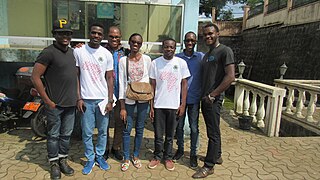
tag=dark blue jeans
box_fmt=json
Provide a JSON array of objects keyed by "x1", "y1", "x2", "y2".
[
  {"x1": 153, "y1": 108, "x2": 178, "y2": 160},
  {"x1": 176, "y1": 103, "x2": 200, "y2": 156},
  {"x1": 45, "y1": 105, "x2": 75, "y2": 162},
  {"x1": 201, "y1": 98, "x2": 223, "y2": 167}
]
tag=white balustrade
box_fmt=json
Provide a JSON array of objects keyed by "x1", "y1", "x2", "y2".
[
  {"x1": 274, "y1": 80, "x2": 320, "y2": 129},
  {"x1": 233, "y1": 79, "x2": 286, "y2": 137}
]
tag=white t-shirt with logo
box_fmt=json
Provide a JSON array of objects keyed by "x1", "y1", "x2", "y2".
[
  {"x1": 149, "y1": 56, "x2": 190, "y2": 109},
  {"x1": 74, "y1": 44, "x2": 113, "y2": 99}
]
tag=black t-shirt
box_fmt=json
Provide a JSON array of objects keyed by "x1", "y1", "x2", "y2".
[
  {"x1": 36, "y1": 44, "x2": 77, "y2": 107},
  {"x1": 201, "y1": 44, "x2": 234, "y2": 98}
]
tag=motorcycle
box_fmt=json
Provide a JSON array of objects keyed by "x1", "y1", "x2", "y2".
[
  {"x1": 0, "y1": 66, "x2": 35, "y2": 132},
  {"x1": 1, "y1": 66, "x2": 81, "y2": 138},
  {"x1": 22, "y1": 87, "x2": 46, "y2": 137}
]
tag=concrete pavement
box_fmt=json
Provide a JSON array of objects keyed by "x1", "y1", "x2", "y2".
[{"x1": 0, "y1": 109, "x2": 319, "y2": 179}]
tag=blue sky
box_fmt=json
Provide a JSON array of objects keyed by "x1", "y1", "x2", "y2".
[{"x1": 223, "y1": 2, "x2": 244, "y2": 18}]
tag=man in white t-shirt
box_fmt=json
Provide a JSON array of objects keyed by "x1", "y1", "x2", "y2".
[
  {"x1": 74, "y1": 23, "x2": 114, "y2": 175},
  {"x1": 148, "y1": 38, "x2": 190, "y2": 171}
]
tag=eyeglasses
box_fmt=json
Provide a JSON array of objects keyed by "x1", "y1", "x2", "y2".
[
  {"x1": 90, "y1": 31, "x2": 103, "y2": 36},
  {"x1": 184, "y1": 39, "x2": 197, "y2": 43},
  {"x1": 108, "y1": 35, "x2": 121, "y2": 39},
  {"x1": 56, "y1": 31, "x2": 73, "y2": 36},
  {"x1": 130, "y1": 40, "x2": 142, "y2": 45}
]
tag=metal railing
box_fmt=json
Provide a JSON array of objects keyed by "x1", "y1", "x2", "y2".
[
  {"x1": 292, "y1": 0, "x2": 320, "y2": 8},
  {"x1": 267, "y1": 0, "x2": 287, "y2": 14},
  {"x1": 248, "y1": 4, "x2": 264, "y2": 18}
]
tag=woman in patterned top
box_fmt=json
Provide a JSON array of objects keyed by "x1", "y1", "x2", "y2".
[{"x1": 118, "y1": 33, "x2": 152, "y2": 171}]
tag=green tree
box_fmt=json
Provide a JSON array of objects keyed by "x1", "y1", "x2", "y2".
[{"x1": 199, "y1": 0, "x2": 264, "y2": 19}]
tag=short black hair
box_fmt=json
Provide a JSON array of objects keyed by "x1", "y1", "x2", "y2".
[
  {"x1": 162, "y1": 38, "x2": 176, "y2": 46},
  {"x1": 129, "y1": 33, "x2": 143, "y2": 42},
  {"x1": 89, "y1": 23, "x2": 105, "y2": 31},
  {"x1": 203, "y1": 23, "x2": 219, "y2": 32},
  {"x1": 184, "y1": 31, "x2": 196, "y2": 39}
]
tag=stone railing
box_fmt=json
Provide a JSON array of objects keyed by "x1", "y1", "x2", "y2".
[
  {"x1": 233, "y1": 79, "x2": 286, "y2": 137},
  {"x1": 274, "y1": 80, "x2": 320, "y2": 131}
]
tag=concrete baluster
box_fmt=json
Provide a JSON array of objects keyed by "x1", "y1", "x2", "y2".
[
  {"x1": 243, "y1": 89, "x2": 250, "y2": 116},
  {"x1": 295, "y1": 89, "x2": 305, "y2": 118},
  {"x1": 285, "y1": 88, "x2": 294, "y2": 114},
  {"x1": 249, "y1": 92, "x2": 257, "y2": 124},
  {"x1": 257, "y1": 94, "x2": 266, "y2": 128},
  {"x1": 306, "y1": 92, "x2": 317, "y2": 123},
  {"x1": 235, "y1": 85, "x2": 245, "y2": 114}
]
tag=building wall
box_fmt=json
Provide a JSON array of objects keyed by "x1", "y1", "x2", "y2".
[
  {"x1": 0, "y1": 0, "x2": 9, "y2": 47},
  {"x1": 245, "y1": 1, "x2": 320, "y2": 29},
  {"x1": 240, "y1": 21, "x2": 320, "y2": 84},
  {"x1": 7, "y1": 0, "x2": 47, "y2": 37}
]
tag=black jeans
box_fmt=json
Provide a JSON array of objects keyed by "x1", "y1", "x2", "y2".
[
  {"x1": 201, "y1": 98, "x2": 223, "y2": 167},
  {"x1": 153, "y1": 108, "x2": 178, "y2": 160}
]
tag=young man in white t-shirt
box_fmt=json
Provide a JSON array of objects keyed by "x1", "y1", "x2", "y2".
[
  {"x1": 148, "y1": 38, "x2": 190, "y2": 171},
  {"x1": 74, "y1": 23, "x2": 114, "y2": 175}
]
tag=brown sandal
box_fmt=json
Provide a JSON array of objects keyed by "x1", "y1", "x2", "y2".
[{"x1": 132, "y1": 157, "x2": 142, "y2": 169}]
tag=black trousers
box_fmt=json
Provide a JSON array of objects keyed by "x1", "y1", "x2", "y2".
[
  {"x1": 153, "y1": 108, "x2": 178, "y2": 160},
  {"x1": 201, "y1": 98, "x2": 223, "y2": 168}
]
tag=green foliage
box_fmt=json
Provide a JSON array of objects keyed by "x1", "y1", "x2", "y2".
[
  {"x1": 220, "y1": 9, "x2": 234, "y2": 20},
  {"x1": 199, "y1": 0, "x2": 264, "y2": 19},
  {"x1": 223, "y1": 95, "x2": 234, "y2": 110}
]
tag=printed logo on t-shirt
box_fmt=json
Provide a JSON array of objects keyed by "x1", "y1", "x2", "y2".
[
  {"x1": 208, "y1": 56, "x2": 215, "y2": 62},
  {"x1": 98, "y1": 57, "x2": 103, "y2": 62},
  {"x1": 173, "y1": 65, "x2": 178, "y2": 71},
  {"x1": 159, "y1": 71, "x2": 178, "y2": 92}
]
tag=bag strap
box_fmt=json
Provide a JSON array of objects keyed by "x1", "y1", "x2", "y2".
[{"x1": 126, "y1": 57, "x2": 129, "y2": 83}]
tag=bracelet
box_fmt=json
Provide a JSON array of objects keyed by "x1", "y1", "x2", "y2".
[
  {"x1": 108, "y1": 99, "x2": 114, "y2": 103},
  {"x1": 77, "y1": 99, "x2": 83, "y2": 102},
  {"x1": 208, "y1": 94, "x2": 215, "y2": 101}
]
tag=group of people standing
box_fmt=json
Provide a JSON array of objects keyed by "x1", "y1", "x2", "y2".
[{"x1": 31, "y1": 19, "x2": 235, "y2": 180}]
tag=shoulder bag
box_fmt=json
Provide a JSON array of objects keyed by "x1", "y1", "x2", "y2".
[{"x1": 125, "y1": 57, "x2": 154, "y2": 101}]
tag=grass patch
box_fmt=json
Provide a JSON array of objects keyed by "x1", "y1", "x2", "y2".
[{"x1": 223, "y1": 95, "x2": 234, "y2": 110}]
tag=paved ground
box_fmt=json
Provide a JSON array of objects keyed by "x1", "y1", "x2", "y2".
[{"x1": 0, "y1": 109, "x2": 320, "y2": 179}]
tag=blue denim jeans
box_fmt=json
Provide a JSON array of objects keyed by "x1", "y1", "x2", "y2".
[
  {"x1": 81, "y1": 99, "x2": 109, "y2": 161},
  {"x1": 123, "y1": 102, "x2": 149, "y2": 160},
  {"x1": 45, "y1": 105, "x2": 75, "y2": 162},
  {"x1": 176, "y1": 103, "x2": 200, "y2": 156},
  {"x1": 201, "y1": 98, "x2": 223, "y2": 167}
]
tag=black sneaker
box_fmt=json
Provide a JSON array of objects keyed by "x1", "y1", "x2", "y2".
[
  {"x1": 173, "y1": 150, "x2": 184, "y2": 160},
  {"x1": 190, "y1": 155, "x2": 198, "y2": 169},
  {"x1": 111, "y1": 148, "x2": 123, "y2": 160},
  {"x1": 59, "y1": 157, "x2": 74, "y2": 176},
  {"x1": 50, "y1": 160, "x2": 61, "y2": 180}
]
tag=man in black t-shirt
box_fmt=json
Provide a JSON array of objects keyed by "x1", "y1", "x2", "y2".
[
  {"x1": 31, "y1": 19, "x2": 77, "y2": 180},
  {"x1": 192, "y1": 23, "x2": 235, "y2": 179}
]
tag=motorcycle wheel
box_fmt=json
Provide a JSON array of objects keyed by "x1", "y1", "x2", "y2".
[{"x1": 31, "y1": 105, "x2": 47, "y2": 137}]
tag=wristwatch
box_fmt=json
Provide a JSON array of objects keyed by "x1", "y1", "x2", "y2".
[
  {"x1": 208, "y1": 94, "x2": 215, "y2": 101},
  {"x1": 108, "y1": 99, "x2": 114, "y2": 104}
]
